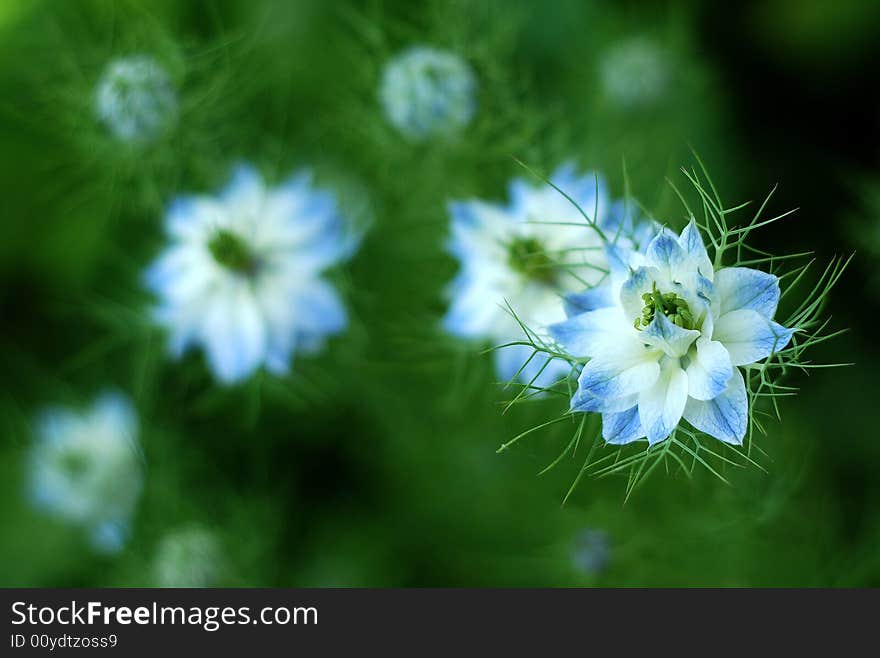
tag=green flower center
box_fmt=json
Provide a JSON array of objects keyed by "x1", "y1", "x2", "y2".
[
  {"x1": 208, "y1": 229, "x2": 260, "y2": 275},
  {"x1": 507, "y1": 237, "x2": 558, "y2": 285},
  {"x1": 60, "y1": 450, "x2": 90, "y2": 479},
  {"x1": 634, "y1": 282, "x2": 695, "y2": 330}
]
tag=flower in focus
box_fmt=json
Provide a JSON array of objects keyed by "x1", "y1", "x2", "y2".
[
  {"x1": 153, "y1": 526, "x2": 224, "y2": 587},
  {"x1": 550, "y1": 221, "x2": 794, "y2": 445},
  {"x1": 379, "y1": 45, "x2": 477, "y2": 141},
  {"x1": 146, "y1": 164, "x2": 359, "y2": 385},
  {"x1": 599, "y1": 37, "x2": 670, "y2": 109},
  {"x1": 27, "y1": 392, "x2": 143, "y2": 553},
  {"x1": 94, "y1": 54, "x2": 178, "y2": 143},
  {"x1": 444, "y1": 163, "x2": 654, "y2": 387}
]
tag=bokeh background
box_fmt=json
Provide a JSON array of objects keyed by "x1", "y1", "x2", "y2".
[{"x1": 1, "y1": 0, "x2": 879, "y2": 587}]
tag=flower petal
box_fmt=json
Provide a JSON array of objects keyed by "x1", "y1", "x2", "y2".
[
  {"x1": 678, "y1": 219, "x2": 713, "y2": 278},
  {"x1": 563, "y1": 286, "x2": 614, "y2": 317},
  {"x1": 714, "y1": 267, "x2": 781, "y2": 318},
  {"x1": 640, "y1": 310, "x2": 700, "y2": 358},
  {"x1": 637, "y1": 358, "x2": 688, "y2": 444},
  {"x1": 713, "y1": 309, "x2": 794, "y2": 366},
  {"x1": 602, "y1": 406, "x2": 645, "y2": 445},
  {"x1": 685, "y1": 337, "x2": 733, "y2": 401},
  {"x1": 202, "y1": 284, "x2": 267, "y2": 384},
  {"x1": 220, "y1": 163, "x2": 265, "y2": 210},
  {"x1": 645, "y1": 228, "x2": 686, "y2": 276},
  {"x1": 549, "y1": 306, "x2": 628, "y2": 358},
  {"x1": 572, "y1": 389, "x2": 637, "y2": 414},
  {"x1": 577, "y1": 340, "x2": 660, "y2": 400},
  {"x1": 683, "y1": 367, "x2": 748, "y2": 444},
  {"x1": 619, "y1": 266, "x2": 661, "y2": 319}
]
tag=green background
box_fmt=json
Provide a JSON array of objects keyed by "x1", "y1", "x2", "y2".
[{"x1": 1, "y1": 0, "x2": 878, "y2": 586}]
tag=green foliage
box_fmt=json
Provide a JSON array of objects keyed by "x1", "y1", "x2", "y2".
[{"x1": 0, "y1": 0, "x2": 874, "y2": 587}]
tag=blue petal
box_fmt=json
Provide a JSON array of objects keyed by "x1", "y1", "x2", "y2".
[
  {"x1": 714, "y1": 267, "x2": 781, "y2": 318},
  {"x1": 292, "y1": 279, "x2": 347, "y2": 336},
  {"x1": 577, "y1": 343, "x2": 660, "y2": 400},
  {"x1": 713, "y1": 309, "x2": 794, "y2": 366},
  {"x1": 604, "y1": 243, "x2": 635, "y2": 282},
  {"x1": 645, "y1": 228, "x2": 686, "y2": 273},
  {"x1": 549, "y1": 307, "x2": 623, "y2": 358},
  {"x1": 602, "y1": 406, "x2": 645, "y2": 445},
  {"x1": 619, "y1": 266, "x2": 658, "y2": 318},
  {"x1": 220, "y1": 163, "x2": 263, "y2": 204},
  {"x1": 637, "y1": 359, "x2": 689, "y2": 444},
  {"x1": 563, "y1": 286, "x2": 614, "y2": 317},
  {"x1": 683, "y1": 367, "x2": 748, "y2": 444},
  {"x1": 686, "y1": 338, "x2": 733, "y2": 401},
  {"x1": 678, "y1": 219, "x2": 712, "y2": 275}
]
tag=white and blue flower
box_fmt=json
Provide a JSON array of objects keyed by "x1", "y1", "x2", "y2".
[
  {"x1": 445, "y1": 163, "x2": 654, "y2": 388},
  {"x1": 379, "y1": 45, "x2": 477, "y2": 141},
  {"x1": 27, "y1": 392, "x2": 143, "y2": 553},
  {"x1": 550, "y1": 220, "x2": 794, "y2": 446},
  {"x1": 94, "y1": 54, "x2": 178, "y2": 143},
  {"x1": 146, "y1": 164, "x2": 358, "y2": 384}
]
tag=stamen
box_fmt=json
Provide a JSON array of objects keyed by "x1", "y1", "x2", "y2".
[
  {"x1": 507, "y1": 237, "x2": 558, "y2": 285},
  {"x1": 634, "y1": 282, "x2": 695, "y2": 330}
]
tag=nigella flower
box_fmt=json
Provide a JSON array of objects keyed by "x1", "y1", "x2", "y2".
[
  {"x1": 599, "y1": 37, "x2": 670, "y2": 109},
  {"x1": 145, "y1": 164, "x2": 359, "y2": 384},
  {"x1": 379, "y1": 45, "x2": 477, "y2": 141},
  {"x1": 153, "y1": 526, "x2": 224, "y2": 587},
  {"x1": 444, "y1": 163, "x2": 655, "y2": 388},
  {"x1": 550, "y1": 221, "x2": 794, "y2": 445},
  {"x1": 27, "y1": 392, "x2": 143, "y2": 553},
  {"x1": 94, "y1": 54, "x2": 178, "y2": 143}
]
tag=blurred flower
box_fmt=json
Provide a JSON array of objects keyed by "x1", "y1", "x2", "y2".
[
  {"x1": 145, "y1": 164, "x2": 358, "y2": 384},
  {"x1": 379, "y1": 45, "x2": 477, "y2": 141},
  {"x1": 94, "y1": 54, "x2": 178, "y2": 143},
  {"x1": 572, "y1": 528, "x2": 611, "y2": 575},
  {"x1": 28, "y1": 392, "x2": 143, "y2": 553},
  {"x1": 444, "y1": 163, "x2": 654, "y2": 388},
  {"x1": 599, "y1": 37, "x2": 670, "y2": 109},
  {"x1": 550, "y1": 221, "x2": 794, "y2": 445},
  {"x1": 153, "y1": 526, "x2": 224, "y2": 587}
]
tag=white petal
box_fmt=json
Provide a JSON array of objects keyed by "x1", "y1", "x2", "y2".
[
  {"x1": 685, "y1": 337, "x2": 733, "y2": 401},
  {"x1": 577, "y1": 340, "x2": 661, "y2": 400},
  {"x1": 602, "y1": 406, "x2": 646, "y2": 445},
  {"x1": 677, "y1": 219, "x2": 713, "y2": 279},
  {"x1": 713, "y1": 309, "x2": 794, "y2": 366},
  {"x1": 638, "y1": 358, "x2": 688, "y2": 444},
  {"x1": 619, "y1": 266, "x2": 662, "y2": 319},
  {"x1": 549, "y1": 306, "x2": 628, "y2": 358},
  {"x1": 201, "y1": 284, "x2": 267, "y2": 384},
  {"x1": 714, "y1": 267, "x2": 781, "y2": 318},
  {"x1": 683, "y1": 367, "x2": 748, "y2": 444}
]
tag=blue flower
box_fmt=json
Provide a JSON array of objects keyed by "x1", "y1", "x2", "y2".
[
  {"x1": 379, "y1": 45, "x2": 477, "y2": 141},
  {"x1": 550, "y1": 220, "x2": 794, "y2": 445},
  {"x1": 444, "y1": 164, "x2": 653, "y2": 388},
  {"x1": 28, "y1": 392, "x2": 143, "y2": 553},
  {"x1": 145, "y1": 164, "x2": 359, "y2": 384},
  {"x1": 94, "y1": 54, "x2": 178, "y2": 143}
]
